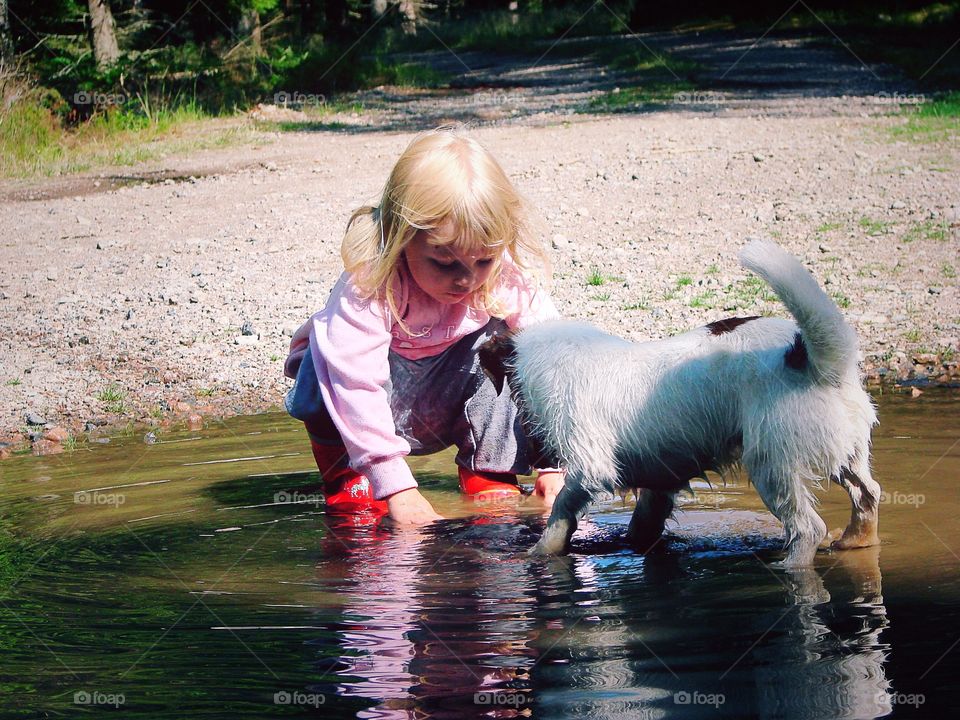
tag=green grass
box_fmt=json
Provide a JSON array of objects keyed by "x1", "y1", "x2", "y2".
[
  {"x1": 816, "y1": 221, "x2": 845, "y2": 233},
  {"x1": 196, "y1": 387, "x2": 217, "y2": 397},
  {"x1": 943, "y1": 264, "x2": 957, "y2": 278},
  {"x1": 890, "y1": 91, "x2": 960, "y2": 142},
  {"x1": 4, "y1": 378, "x2": 21, "y2": 386},
  {"x1": 586, "y1": 269, "x2": 606, "y2": 286},
  {"x1": 831, "y1": 292, "x2": 852, "y2": 309},
  {"x1": 622, "y1": 300, "x2": 649, "y2": 311},
  {"x1": 0, "y1": 86, "x2": 255, "y2": 177},
  {"x1": 905, "y1": 328, "x2": 924, "y2": 343},
  {"x1": 590, "y1": 292, "x2": 611, "y2": 302},
  {"x1": 96, "y1": 384, "x2": 127, "y2": 414},
  {"x1": 859, "y1": 216, "x2": 893, "y2": 235},
  {"x1": 690, "y1": 291, "x2": 717, "y2": 309},
  {"x1": 676, "y1": 275, "x2": 693, "y2": 288},
  {"x1": 903, "y1": 219, "x2": 950, "y2": 242}
]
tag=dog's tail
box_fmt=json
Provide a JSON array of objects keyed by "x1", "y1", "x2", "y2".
[{"x1": 739, "y1": 238, "x2": 859, "y2": 385}]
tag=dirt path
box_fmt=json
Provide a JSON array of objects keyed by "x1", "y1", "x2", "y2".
[{"x1": 1, "y1": 29, "x2": 957, "y2": 453}]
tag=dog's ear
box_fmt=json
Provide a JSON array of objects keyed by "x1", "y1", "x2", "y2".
[{"x1": 478, "y1": 332, "x2": 516, "y2": 395}]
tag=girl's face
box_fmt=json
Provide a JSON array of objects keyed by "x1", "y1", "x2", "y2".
[{"x1": 403, "y1": 218, "x2": 499, "y2": 305}]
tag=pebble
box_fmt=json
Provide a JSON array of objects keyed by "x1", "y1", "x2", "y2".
[
  {"x1": 25, "y1": 412, "x2": 47, "y2": 426},
  {"x1": 241, "y1": 321, "x2": 256, "y2": 336}
]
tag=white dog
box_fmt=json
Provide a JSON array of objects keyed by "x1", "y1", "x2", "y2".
[{"x1": 480, "y1": 239, "x2": 880, "y2": 566}]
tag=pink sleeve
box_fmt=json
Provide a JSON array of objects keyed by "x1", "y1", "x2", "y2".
[
  {"x1": 309, "y1": 275, "x2": 417, "y2": 500},
  {"x1": 499, "y1": 260, "x2": 561, "y2": 330}
]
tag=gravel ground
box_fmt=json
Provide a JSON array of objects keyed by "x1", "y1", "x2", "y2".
[{"x1": 1, "y1": 30, "x2": 958, "y2": 454}]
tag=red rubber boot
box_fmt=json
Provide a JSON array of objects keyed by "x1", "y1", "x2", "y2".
[
  {"x1": 310, "y1": 440, "x2": 388, "y2": 515},
  {"x1": 458, "y1": 467, "x2": 521, "y2": 500}
]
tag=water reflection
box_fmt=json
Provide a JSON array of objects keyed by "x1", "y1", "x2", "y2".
[{"x1": 306, "y1": 512, "x2": 894, "y2": 720}]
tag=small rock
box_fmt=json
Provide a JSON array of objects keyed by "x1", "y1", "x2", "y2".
[
  {"x1": 263, "y1": 161, "x2": 278, "y2": 172},
  {"x1": 187, "y1": 414, "x2": 204, "y2": 430},
  {"x1": 818, "y1": 242, "x2": 831, "y2": 253},
  {"x1": 753, "y1": 154, "x2": 765, "y2": 162},
  {"x1": 913, "y1": 353, "x2": 939, "y2": 365},
  {"x1": 173, "y1": 401, "x2": 192, "y2": 413},
  {"x1": 241, "y1": 321, "x2": 256, "y2": 336},
  {"x1": 43, "y1": 427, "x2": 69, "y2": 443},
  {"x1": 46, "y1": 268, "x2": 59, "y2": 281},
  {"x1": 552, "y1": 234, "x2": 570, "y2": 249},
  {"x1": 928, "y1": 287, "x2": 942, "y2": 295},
  {"x1": 144, "y1": 431, "x2": 158, "y2": 445},
  {"x1": 911, "y1": 387, "x2": 924, "y2": 398},
  {"x1": 282, "y1": 324, "x2": 298, "y2": 337},
  {"x1": 235, "y1": 335, "x2": 259, "y2": 346},
  {"x1": 32, "y1": 439, "x2": 64, "y2": 456},
  {"x1": 890, "y1": 201, "x2": 906, "y2": 210},
  {"x1": 0, "y1": 446, "x2": 11, "y2": 460},
  {"x1": 25, "y1": 412, "x2": 47, "y2": 426}
]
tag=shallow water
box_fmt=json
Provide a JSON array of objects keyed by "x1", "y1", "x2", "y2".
[{"x1": 0, "y1": 390, "x2": 958, "y2": 719}]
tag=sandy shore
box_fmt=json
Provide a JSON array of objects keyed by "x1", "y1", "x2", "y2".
[{"x1": 1, "y1": 108, "x2": 957, "y2": 454}]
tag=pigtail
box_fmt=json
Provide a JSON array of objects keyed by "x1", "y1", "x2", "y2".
[{"x1": 341, "y1": 205, "x2": 382, "y2": 289}]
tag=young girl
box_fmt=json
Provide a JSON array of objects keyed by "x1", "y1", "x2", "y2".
[{"x1": 283, "y1": 128, "x2": 564, "y2": 525}]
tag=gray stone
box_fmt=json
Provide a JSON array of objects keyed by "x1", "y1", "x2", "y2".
[{"x1": 25, "y1": 412, "x2": 46, "y2": 426}]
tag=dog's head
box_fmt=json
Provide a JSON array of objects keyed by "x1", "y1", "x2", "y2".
[{"x1": 477, "y1": 330, "x2": 520, "y2": 396}]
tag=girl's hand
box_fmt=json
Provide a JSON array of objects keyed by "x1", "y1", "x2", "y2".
[
  {"x1": 385, "y1": 488, "x2": 443, "y2": 525},
  {"x1": 533, "y1": 471, "x2": 566, "y2": 509}
]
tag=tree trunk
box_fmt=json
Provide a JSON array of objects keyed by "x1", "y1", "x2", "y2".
[
  {"x1": 1, "y1": 0, "x2": 15, "y2": 64},
  {"x1": 87, "y1": 0, "x2": 120, "y2": 69},
  {"x1": 398, "y1": 0, "x2": 418, "y2": 35},
  {"x1": 237, "y1": 7, "x2": 262, "y2": 55}
]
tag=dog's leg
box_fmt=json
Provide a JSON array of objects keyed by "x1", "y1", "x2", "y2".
[
  {"x1": 829, "y1": 457, "x2": 881, "y2": 551},
  {"x1": 747, "y1": 465, "x2": 826, "y2": 567},
  {"x1": 626, "y1": 489, "x2": 675, "y2": 553},
  {"x1": 530, "y1": 484, "x2": 592, "y2": 556}
]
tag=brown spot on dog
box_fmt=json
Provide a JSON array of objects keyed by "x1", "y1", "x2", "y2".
[
  {"x1": 477, "y1": 331, "x2": 519, "y2": 396},
  {"x1": 706, "y1": 316, "x2": 760, "y2": 336},
  {"x1": 784, "y1": 332, "x2": 808, "y2": 371}
]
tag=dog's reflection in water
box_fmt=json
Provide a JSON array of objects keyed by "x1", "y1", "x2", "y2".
[{"x1": 528, "y1": 541, "x2": 891, "y2": 720}]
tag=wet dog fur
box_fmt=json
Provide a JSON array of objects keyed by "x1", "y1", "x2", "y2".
[{"x1": 480, "y1": 239, "x2": 880, "y2": 566}]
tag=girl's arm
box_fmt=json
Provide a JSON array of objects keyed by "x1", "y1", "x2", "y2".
[{"x1": 309, "y1": 274, "x2": 438, "y2": 519}]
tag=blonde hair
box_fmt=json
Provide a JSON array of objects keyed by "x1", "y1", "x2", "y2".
[{"x1": 341, "y1": 127, "x2": 549, "y2": 328}]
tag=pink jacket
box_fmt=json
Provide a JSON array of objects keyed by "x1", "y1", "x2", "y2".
[{"x1": 284, "y1": 260, "x2": 559, "y2": 499}]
